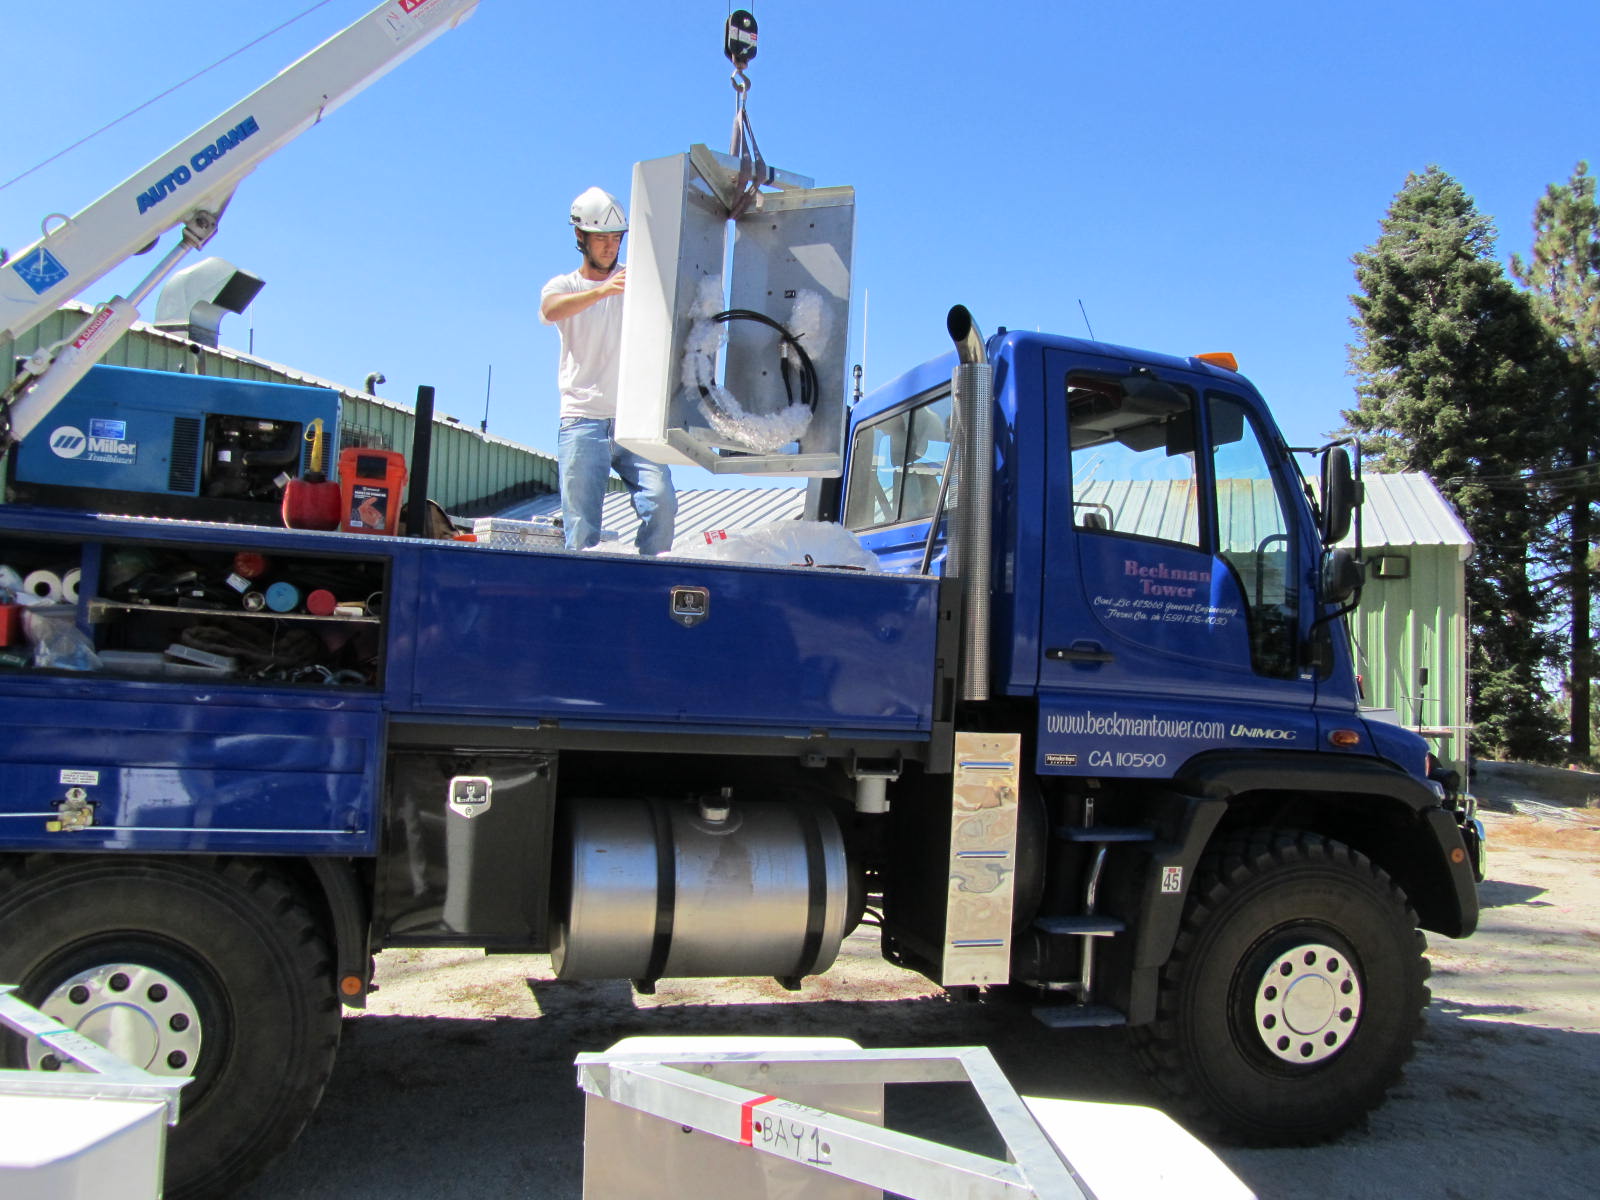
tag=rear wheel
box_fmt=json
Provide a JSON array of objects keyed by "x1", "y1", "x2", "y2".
[
  {"x1": 0, "y1": 856, "x2": 341, "y2": 1199},
  {"x1": 1130, "y1": 830, "x2": 1429, "y2": 1144}
]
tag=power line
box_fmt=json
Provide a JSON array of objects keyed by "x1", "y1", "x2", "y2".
[{"x1": 1, "y1": 1, "x2": 336, "y2": 194}]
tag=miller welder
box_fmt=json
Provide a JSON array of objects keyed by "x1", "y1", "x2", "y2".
[{"x1": 5, "y1": 364, "x2": 340, "y2": 524}]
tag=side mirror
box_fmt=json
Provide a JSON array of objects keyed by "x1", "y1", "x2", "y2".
[
  {"x1": 1320, "y1": 446, "x2": 1357, "y2": 546},
  {"x1": 1321, "y1": 547, "x2": 1364, "y2": 606}
]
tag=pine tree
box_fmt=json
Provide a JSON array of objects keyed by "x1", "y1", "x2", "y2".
[
  {"x1": 1345, "y1": 166, "x2": 1565, "y2": 761},
  {"x1": 1512, "y1": 162, "x2": 1600, "y2": 760}
]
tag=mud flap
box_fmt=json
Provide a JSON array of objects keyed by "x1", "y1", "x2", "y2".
[{"x1": 940, "y1": 732, "x2": 1022, "y2": 987}]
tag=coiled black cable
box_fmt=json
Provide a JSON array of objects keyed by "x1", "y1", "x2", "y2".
[{"x1": 697, "y1": 308, "x2": 819, "y2": 428}]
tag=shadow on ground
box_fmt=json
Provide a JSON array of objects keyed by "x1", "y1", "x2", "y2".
[{"x1": 243, "y1": 983, "x2": 1600, "y2": 1200}]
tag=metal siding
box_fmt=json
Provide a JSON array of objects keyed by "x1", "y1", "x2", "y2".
[{"x1": 1350, "y1": 542, "x2": 1469, "y2": 767}]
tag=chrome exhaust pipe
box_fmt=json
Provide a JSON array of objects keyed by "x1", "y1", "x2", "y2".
[{"x1": 947, "y1": 305, "x2": 992, "y2": 702}]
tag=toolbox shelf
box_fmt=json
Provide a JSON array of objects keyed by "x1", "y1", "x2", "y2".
[
  {"x1": 87, "y1": 599, "x2": 381, "y2": 624},
  {"x1": 1, "y1": 523, "x2": 389, "y2": 690}
]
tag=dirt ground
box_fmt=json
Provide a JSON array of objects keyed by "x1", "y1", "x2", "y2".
[{"x1": 242, "y1": 762, "x2": 1600, "y2": 1200}]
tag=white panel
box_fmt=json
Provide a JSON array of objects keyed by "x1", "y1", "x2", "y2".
[
  {"x1": 615, "y1": 152, "x2": 853, "y2": 477},
  {"x1": 615, "y1": 154, "x2": 728, "y2": 467},
  {"x1": 0, "y1": 1095, "x2": 167, "y2": 1200}
]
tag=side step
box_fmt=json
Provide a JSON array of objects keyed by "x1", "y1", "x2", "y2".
[
  {"x1": 1029, "y1": 813, "x2": 1152, "y2": 1030},
  {"x1": 1032, "y1": 915, "x2": 1123, "y2": 937},
  {"x1": 1055, "y1": 825, "x2": 1154, "y2": 844},
  {"x1": 1032, "y1": 1002, "x2": 1127, "y2": 1029}
]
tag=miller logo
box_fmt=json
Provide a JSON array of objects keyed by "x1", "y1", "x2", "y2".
[{"x1": 49, "y1": 427, "x2": 87, "y2": 459}]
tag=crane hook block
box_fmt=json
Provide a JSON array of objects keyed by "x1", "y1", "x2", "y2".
[{"x1": 725, "y1": 10, "x2": 758, "y2": 68}]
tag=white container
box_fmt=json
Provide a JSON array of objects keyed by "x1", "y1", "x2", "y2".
[{"x1": 0, "y1": 1094, "x2": 168, "y2": 1200}]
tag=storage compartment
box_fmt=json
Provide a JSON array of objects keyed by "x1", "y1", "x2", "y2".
[
  {"x1": 0, "y1": 536, "x2": 85, "y2": 668},
  {"x1": 375, "y1": 751, "x2": 558, "y2": 947},
  {"x1": 0, "y1": 529, "x2": 387, "y2": 688}
]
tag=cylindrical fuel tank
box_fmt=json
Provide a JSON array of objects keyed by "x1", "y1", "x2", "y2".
[{"x1": 551, "y1": 798, "x2": 852, "y2": 981}]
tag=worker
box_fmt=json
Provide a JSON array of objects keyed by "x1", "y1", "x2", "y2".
[{"x1": 539, "y1": 186, "x2": 677, "y2": 555}]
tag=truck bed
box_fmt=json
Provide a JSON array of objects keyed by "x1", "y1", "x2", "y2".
[{"x1": 0, "y1": 507, "x2": 940, "y2": 853}]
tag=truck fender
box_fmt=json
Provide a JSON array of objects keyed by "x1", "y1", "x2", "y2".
[
  {"x1": 1175, "y1": 750, "x2": 1479, "y2": 939},
  {"x1": 1124, "y1": 794, "x2": 1228, "y2": 1026},
  {"x1": 307, "y1": 857, "x2": 373, "y2": 1008}
]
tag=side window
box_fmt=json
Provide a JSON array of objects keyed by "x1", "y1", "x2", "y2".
[
  {"x1": 1068, "y1": 374, "x2": 1200, "y2": 548},
  {"x1": 1210, "y1": 393, "x2": 1298, "y2": 678},
  {"x1": 844, "y1": 393, "x2": 953, "y2": 531}
]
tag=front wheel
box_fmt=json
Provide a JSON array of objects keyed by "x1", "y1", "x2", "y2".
[
  {"x1": 0, "y1": 856, "x2": 342, "y2": 1199},
  {"x1": 1129, "y1": 830, "x2": 1429, "y2": 1144}
]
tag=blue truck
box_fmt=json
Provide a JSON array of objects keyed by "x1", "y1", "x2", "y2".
[{"x1": 0, "y1": 305, "x2": 1483, "y2": 1198}]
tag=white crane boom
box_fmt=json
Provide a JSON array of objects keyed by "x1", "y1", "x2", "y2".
[{"x1": 1, "y1": 0, "x2": 479, "y2": 445}]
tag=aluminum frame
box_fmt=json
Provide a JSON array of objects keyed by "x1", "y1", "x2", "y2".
[
  {"x1": 0, "y1": 985, "x2": 187, "y2": 1124},
  {"x1": 575, "y1": 1044, "x2": 1087, "y2": 1200}
]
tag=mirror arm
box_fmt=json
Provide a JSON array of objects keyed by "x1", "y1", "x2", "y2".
[{"x1": 1302, "y1": 592, "x2": 1363, "y2": 665}]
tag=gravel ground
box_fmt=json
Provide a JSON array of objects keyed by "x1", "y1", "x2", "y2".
[{"x1": 241, "y1": 763, "x2": 1600, "y2": 1200}]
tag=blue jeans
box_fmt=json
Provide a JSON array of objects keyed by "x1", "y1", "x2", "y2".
[{"x1": 557, "y1": 417, "x2": 677, "y2": 555}]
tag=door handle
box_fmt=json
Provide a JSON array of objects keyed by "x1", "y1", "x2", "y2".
[{"x1": 1046, "y1": 641, "x2": 1114, "y2": 664}]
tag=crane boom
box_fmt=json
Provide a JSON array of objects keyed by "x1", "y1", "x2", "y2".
[{"x1": 1, "y1": 0, "x2": 478, "y2": 445}]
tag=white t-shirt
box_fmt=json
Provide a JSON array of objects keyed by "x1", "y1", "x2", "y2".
[{"x1": 540, "y1": 267, "x2": 623, "y2": 420}]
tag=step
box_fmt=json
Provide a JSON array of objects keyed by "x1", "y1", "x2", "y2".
[
  {"x1": 1054, "y1": 825, "x2": 1155, "y2": 843},
  {"x1": 1032, "y1": 1003, "x2": 1128, "y2": 1029},
  {"x1": 1033, "y1": 915, "x2": 1125, "y2": 937}
]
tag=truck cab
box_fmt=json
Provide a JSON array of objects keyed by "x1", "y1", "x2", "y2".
[
  {"x1": 831, "y1": 322, "x2": 1480, "y2": 1122},
  {"x1": 843, "y1": 330, "x2": 1359, "y2": 760}
]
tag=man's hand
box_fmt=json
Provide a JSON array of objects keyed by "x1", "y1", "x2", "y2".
[{"x1": 540, "y1": 267, "x2": 627, "y2": 323}]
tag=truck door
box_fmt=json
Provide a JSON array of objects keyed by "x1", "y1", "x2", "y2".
[{"x1": 1036, "y1": 355, "x2": 1319, "y2": 775}]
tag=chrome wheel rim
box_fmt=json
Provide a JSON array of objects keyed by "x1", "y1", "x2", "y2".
[
  {"x1": 27, "y1": 962, "x2": 203, "y2": 1075},
  {"x1": 1253, "y1": 942, "x2": 1361, "y2": 1065}
]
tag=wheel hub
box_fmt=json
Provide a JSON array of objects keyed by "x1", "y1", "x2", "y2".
[
  {"x1": 1252, "y1": 942, "x2": 1361, "y2": 1064},
  {"x1": 26, "y1": 963, "x2": 203, "y2": 1076}
]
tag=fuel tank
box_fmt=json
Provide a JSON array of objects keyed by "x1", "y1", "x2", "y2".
[{"x1": 551, "y1": 796, "x2": 856, "y2": 982}]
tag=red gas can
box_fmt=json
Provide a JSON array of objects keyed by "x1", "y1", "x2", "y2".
[{"x1": 337, "y1": 448, "x2": 407, "y2": 536}]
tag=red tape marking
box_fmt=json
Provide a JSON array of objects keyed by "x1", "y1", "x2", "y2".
[{"x1": 740, "y1": 1095, "x2": 779, "y2": 1145}]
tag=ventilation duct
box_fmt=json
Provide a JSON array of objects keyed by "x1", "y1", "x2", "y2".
[{"x1": 153, "y1": 256, "x2": 264, "y2": 348}]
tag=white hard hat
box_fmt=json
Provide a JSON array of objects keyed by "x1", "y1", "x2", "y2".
[{"x1": 570, "y1": 187, "x2": 628, "y2": 234}]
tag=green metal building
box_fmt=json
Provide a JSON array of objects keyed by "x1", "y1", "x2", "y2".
[{"x1": 1339, "y1": 474, "x2": 1473, "y2": 772}]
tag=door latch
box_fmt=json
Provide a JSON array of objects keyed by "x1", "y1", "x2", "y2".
[
  {"x1": 1046, "y1": 641, "x2": 1114, "y2": 664},
  {"x1": 670, "y1": 586, "x2": 710, "y2": 628},
  {"x1": 48, "y1": 787, "x2": 97, "y2": 833}
]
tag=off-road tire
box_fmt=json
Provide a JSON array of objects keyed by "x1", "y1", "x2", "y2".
[
  {"x1": 0, "y1": 855, "x2": 342, "y2": 1199},
  {"x1": 1129, "y1": 830, "x2": 1429, "y2": 1144}
]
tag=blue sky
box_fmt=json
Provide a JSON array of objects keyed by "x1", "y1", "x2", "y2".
[{"x1": 5, "y1": 0, "x2": 1594, "y2": 489}]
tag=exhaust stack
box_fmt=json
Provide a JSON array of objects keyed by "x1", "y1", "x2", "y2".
[{"x1": 947, "y1": 305, "x2": 992, "y2": 702}]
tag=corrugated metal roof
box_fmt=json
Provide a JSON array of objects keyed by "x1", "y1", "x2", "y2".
[
  {"x1": 494, "y1": 472, "x2": 1471, "y2": 557},
  {"x1": 1077, "y1": 474, "x2": 1470, "y2": 555},
  {"x1": 1079, "y1": 479, "x2": 1201, "y2": 544},
  {"x1": 500, "y1": 486, "x2": 807, "y2": 551},
  {"x1": 1345, "y1": 473, "x2": 1473, "y2": 558}
]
